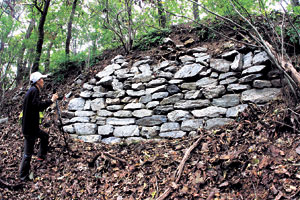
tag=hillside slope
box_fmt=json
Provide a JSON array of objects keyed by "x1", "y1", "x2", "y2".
[{"x1": 0, "y1": 24, "x2": 300, "y2": 200}]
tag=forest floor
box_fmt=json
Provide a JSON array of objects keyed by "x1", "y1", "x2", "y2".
[{"x1": 0, "y1": 24, "x2": 300, "y2": 200}]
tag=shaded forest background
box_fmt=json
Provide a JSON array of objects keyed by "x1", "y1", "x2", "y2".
[{"x1": 0, "y1": 0, "x2": 300, "y2": 113}]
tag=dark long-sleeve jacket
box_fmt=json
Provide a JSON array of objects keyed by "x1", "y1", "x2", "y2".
[{"x1": 22, "y1": 85, "x2": 52, "y2": 137}]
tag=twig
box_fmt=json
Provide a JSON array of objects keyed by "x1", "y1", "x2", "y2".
[
  {"x1": 0, "y1": 178, "x2": 23, "y2": 190},
  {"x1": 88, "y1": 152, "x2": 128, "y2": 167},
  {"x1": 156, "y1": 134, "x2": 203, "y2": 200},
  {"x1": 272, "y1": 119, "x2": 300, "y2": 133}
]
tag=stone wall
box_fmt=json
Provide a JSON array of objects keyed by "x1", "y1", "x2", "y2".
[{"x1": 62, "y1": 45, "x2": 282, "y2": 144}]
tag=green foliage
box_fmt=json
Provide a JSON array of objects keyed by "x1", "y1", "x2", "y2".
[{"x1": 134, "y1": 28, "x2": 171, "y2": 50}]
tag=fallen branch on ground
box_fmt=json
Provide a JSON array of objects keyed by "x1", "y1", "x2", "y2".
[{"x1": 156, "y1": 133, "x2": 204, "y2": 200}]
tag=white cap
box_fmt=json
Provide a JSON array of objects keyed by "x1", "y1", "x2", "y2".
[{"x1": 30, "y1": 72, "x2": 48, "y2": 84}]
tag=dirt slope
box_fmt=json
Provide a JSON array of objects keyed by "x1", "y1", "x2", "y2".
[{"x1": 0, "y1": 24, "x2": 300, "y2": 200}]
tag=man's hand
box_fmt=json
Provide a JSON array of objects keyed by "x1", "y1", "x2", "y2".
[{"x1": 51, "y1": 94, "x2": 58, "y2": 102}]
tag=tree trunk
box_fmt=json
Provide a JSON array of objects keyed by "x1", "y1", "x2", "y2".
[
  {"x1": 44, "y1": 41, "x2": 54, "y2": 72},
  {"x1": 291, "y1": 0, "x2": 299, "y2": 7},
  {"x1": 66, "y1": 0, "x2": 78, "y2": 56},
  {"x1": 32, "y1": 0, "x2": 51, "y2": 73},
  {"x1": 16, "y1": 18, "x2": 35, "y2": 85},
  {"x1": 193, "y1": 0, "x2": 199, "y2": 21},
  {"x1": 157, "y1": 0, "x2": 166, "y2": 28},
  {"x1": 125, "y1": 0, "x2": 133, "y2": 52}
]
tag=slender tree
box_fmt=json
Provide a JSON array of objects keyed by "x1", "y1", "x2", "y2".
[
  {"x1": 66, "y1": 0, "x2": 78, "y2": 56},
  {"x1": 32, "y1": 0, "x2": 51, "y2": 73},
  {"x1": 193, "y1": 0, "x2": 199, "y2": 21},
  {"x1": 157, "y1": 0, "x2": 166, "y2": 28},
  {"x1": 16, "y1": 18, "x2": 35, "y2": 85}
]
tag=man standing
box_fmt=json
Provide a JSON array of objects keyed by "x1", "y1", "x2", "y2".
[{"x1": 19, "y1": 71, "x2": 58, "y2": 181}]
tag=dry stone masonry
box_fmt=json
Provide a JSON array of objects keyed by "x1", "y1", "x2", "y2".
[{"x1": 62, "y1": 43, "x2": 282, "y2": 144}]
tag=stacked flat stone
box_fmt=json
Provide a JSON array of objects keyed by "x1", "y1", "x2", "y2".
[{"x1": 62, "y1": 47, "x2": 281, "y2": 144}]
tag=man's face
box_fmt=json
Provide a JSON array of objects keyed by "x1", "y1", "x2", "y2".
[{"x1": 37, "y1": 78, "x2": 44, "y2": 89}]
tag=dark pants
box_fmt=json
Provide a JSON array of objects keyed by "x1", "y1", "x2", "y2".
[{"x1": 19, "y1": 129, "x2": 49, "y2": 180}]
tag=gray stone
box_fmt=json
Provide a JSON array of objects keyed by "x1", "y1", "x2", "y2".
[
  {"x1": 160, "y1": 122, "x2": 180, "y2": 132},
  {"x1": 243, "y1": 52, "x2": 253, "y2": 69},
  {"x1": 161, "y1": 94, "x2": 183, "y2": 105},
  {"x1": 93, "y1": 86, "x2": 106, "y2": 93},
  {"x1": 219, "y1": 77, "x2": 238, "y2": 85},
  {"x1": 253, "y1": 80, "x2": 272, "y2": 88},
  {"x1": 184, "y1": 90, "x2": 202, "y2": 99},
  {"x1": 106, "y1": 105, "x2": 124, "y2": 111},
  {"x1": 230, "y1": 53, "x2": 243, "y2": 71},
  {"x1": 139, "y1": 64, "x2": 151, "y2": 74},
  {"x1": 239, "y1": 73, "x2": 263, "y2": 83},
  {"x1": 106, "y1": 90, "x2": 125, "y2": 98},
  {"x1": 180, "y1": 82, "x2": 197, "y2": 90},
  {"x1": 167, "y1": 110, "x2": 192, "y2": 122},
  {"x1": 192, "y1": 106, "x2": 227, "y2": 118},
  {"x1": 132, "y1": 59, "x2": 152, "y2": 68},
  {"x1": 146, "y1": 101, "x2": 160, "y2": 109},
  {"x1": 132, "y1": 109, "x2": 153, "y2": 118},
  {"x1": 210, "y1": 59, "x2": 231, "y2": 72},
  {"x1": 205, "y1": 118, "x2": 234, "y2": 129},
  {"x1": 63, "y1": 125, "x2": 75, "y2": 134},
  {"x1": 114, "y1": 125, "x2": 139, "y2": 137},
  {"x1": 97, "y1": 110, "x2": 113, "y2": 117},
  {"x1": 136, "y1": 115, "x2": 167, "y2": 126},
  {"x1": 124, "y1": 103, "x2": 145, "y2": 110},
  {"x1": 132, "y1": 73, "x2": 152, "y2": 83},
  {"x1": 147, "y1": 78, "x2": 167, "y2": 87},
  {"x1": 112, "y1": 79, "x2": 123, "y2": 90},
  {"x1": 146, "y1": 85, "x2": 166, "y2": 94},
  {"x1": 74, "y1": 123, "x2": 97, "y2": 135},
  {"x1": 61, "y1": 111, "x2": 75, "y2": 119},
  {"x1": 98, "y1": 76, "x2": 113, "y2": 86},
  {"x1": 168, "y1": 79, "x2": 184, "y2": 84},
  {"x1": 70, "y1": 116, "x2": 90, "y2": 123},
  {"x1": 68, "y1": 98, "x2": 85, "y2": 111},
  {"x1": 152, "y1": 92, "x2": 169, "y2": 100},
  {"x1": 222, "y1": 50, "x2": 239, "y2": 60},
  {"x1": 102, "y1": 137, "x2": 121, "y2": 145},
  {"x1": 106, "y1": 98, "x2": 120, "y2": 105},
  {"x1": 96, "y1": 64, "x2": 121, "y2": 78},
  {"x1": 114, "y1": 110, "x2": 132, "y2": 117},
  {"x1": 196, "y1": 55, "x2": 211, "y2": 64},
  {"x1": 174, "y1": 99, "x2": 211, "y2": 109},
  {"x1": 84, "y1": 100, "x2": 91, "y2": 110},
  {"x1": 189, "y1": 46, "x2": 207, "y2": 53},
  {"x1": 196, "y1": 77, "x2": 218, "y2": 88},
  {"x1": 159, "y1": 131, "x2": 186, "y2": 138},
  {"x1": 126, "y1": 90, "x2": 146, "y2": 97},
  {"x1": 132, "y1": 83, "x2": 145, "y2": 90},
  {"x1": 226, "y1": 104, "x2": 248, "y2": 117},
  {"x1": 227, "y1": 84, "x2": 251, "y2": 92},
  {"x1": 242, "y1": 65, "x2": 267, "y2": 75},
  {"x1": 153, "y1": 105, "x2": 174, "y2": 115},
  {"x1": 78, "y1": 135, "x2": 102, "y2": 143},
  {"x1": 210, "y1": 72, "x2": 219, "y2": 78},
  {"x1": 219, "y1": 72, "x2": 237, "y2": 80},
  {"x1": 203, "y1": 85, "x2": 226, "y2": 99},
  {"x1": 139, "y1": 94, "x2": 152, "y2": 104},
  {"x1": 212, "y1": 94, "x2": 240, "y2": 108},
  {"x1": 80, "y1": 91, "x2": 92, "y2": 98},
  {"x1": 167, "y1": 85, "x2": 181, "y2": 95},
  {"x1": 106, "y1": 118, "x2": 135, "y2": 125},
  {"x1": 121, "y1": 97, "x2": 133, "y2": 103},
  {"x1": 252, "y1": 51, "x2": 269, "y2": 65},
  {"x1": 179, "y1": 55, "x2": 196, "y2": 64},
  {"x1": 181, "y1": 119, "x2": 204, "y2": 131},
  {"x1": 83, "y1": 83, "x2": 94, "y2": 90},
  {"x1": 174, "y1": 63, "x2": 205, "y2": 79},
  {"x1": 140, "y1": 126, "x2": 159, "y2": 138},
  {"x1": 241, "y1": 88, "x2": 281, "y2": 103},
  {"x1": 157, "y1": 71, "x2": 173, "y2": 79},
  {"x1": 125, "y1": 137, "x2": 145, "y2": 143},
  {"x1": 91, "y1": 98, "x2": 106, "y2": 111},
  {"x1": 92, "y1": 92, "x2": 106, "y2": 98},
  {"x1": 0, "y1": 117, "x2": 8, "y2": 124}
]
